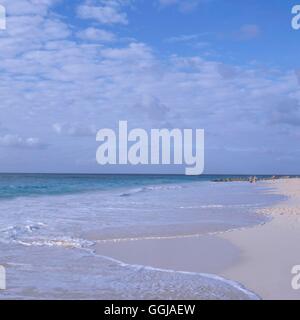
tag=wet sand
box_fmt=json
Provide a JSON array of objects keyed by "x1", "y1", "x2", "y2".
[
  {"x1": 95, "y1": 235, "x2": 240, "y2": 275},
  {"x1": 221, "y1": 179, "x2": 300, "y2": 300},
  {"x1": 95, "y1": 179, "x2": 300, "y2": 300}
]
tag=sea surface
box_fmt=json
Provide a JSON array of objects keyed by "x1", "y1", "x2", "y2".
[{"x1": 0, "y1": 174, "x2": 284, "y2": 299}]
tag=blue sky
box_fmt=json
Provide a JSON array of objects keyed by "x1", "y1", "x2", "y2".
[{"x1": 0, "y1": 0, "x2": 300, "y2": 174}]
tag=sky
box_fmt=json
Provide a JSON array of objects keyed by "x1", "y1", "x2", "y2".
[{"x1": 0, "y1": 0, "x2": 300, "y2": 174}]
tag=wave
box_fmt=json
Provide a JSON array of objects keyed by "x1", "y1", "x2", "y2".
[
  {"x1": 0, "y1": 219, "x2": 260, "y2": 300},
  {"x1": 0, "y1": 222, "x2": 94, "y2": 251},
  {"x1": 119, "y1": 184, "x2": 183, "y2": 197},
  {"x1": 179, "y1": 203, "x2": 265, "y2": 209},
  {"x1": 96, "y1": 253, "x2": 260, "y2": 300},
  {"x1": 180, "y1": 205, "x2": 225, "y2": 209},
  {"x1": 0, "y1": 174, "x2": 195, "y2": 201},
  {"x1": 0, "y1": 222, "x2": 47, "y2": 242},
  {"x1": 17, "y1": 236, "x2": 95, "y2": 250},
  {"x1": 119, "y1": 187, "x2": 145, "y2": 197}
]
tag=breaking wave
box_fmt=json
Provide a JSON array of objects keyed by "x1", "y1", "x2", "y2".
[{"x1": 119, "y1": 184, "x2": 183, "y2": 197}]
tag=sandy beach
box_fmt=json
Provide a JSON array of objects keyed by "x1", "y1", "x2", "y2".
[
  {"x1": 221, "y1": 179, "x2": 300, "y2": 300},
  {"x1": 0, "y1": 176, "x2": 277, "y2": 300},
  {"x1": 95, "y1": 179, "x2": 300, "y2": 300}
]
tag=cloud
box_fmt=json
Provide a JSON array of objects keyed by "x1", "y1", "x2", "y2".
[
  {"x1": 217, "y1": 63, "x2": 238, "y2": 79},
  {"x1": 234, "y1": 24, "x2": 261, "y2": 40},
  {"x1": 165, "y1": 34, "x2": 210, "y2": 50},
  {"x1": 100, "y1": 42, "x2": 154, "y2": 60},
  {"x1": 270, "y1": 98, "x2": 300, "y2": 126},
  {"x1": 77, "y1": 1, "x2": 128, "y2": 25},
  {"x1": 0, "y1": 0, "x2": 59, "y2": 16},
  {"x1": 0, "y1": 0, "x2": 300, "y2": 172},
  {"x1": 166, "y1": 34, "x2": 199, "y2": 43},
  {"x1": 0, "y1": 134, "x2": 47, "y2": 149},
  {"x1": 0, "y1": 122, "x2": 7, "y2": 133},
  {"x1": 130, "y1": 95, "x2": 172, "y2": 126},
  {"x1": 53, "y1": 123, "x2": 97, "y2": 137},
  {"x1": 158, "y1": 0, "x2": 203, "y2": 12},
  {"x1": 77, "y1": 27, "x2": 116, "y2": 42},
  {"x1": 295, "y1": 69, "x2": 300, "y2": 85}
]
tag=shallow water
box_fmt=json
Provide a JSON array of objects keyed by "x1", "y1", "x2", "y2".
[{"x1": 0, "y1": 175, "x2": 283, "y2": 299}]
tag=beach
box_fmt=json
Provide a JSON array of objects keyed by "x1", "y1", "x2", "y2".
[
  {"x1": 95, "y1": 178, "x2": 300, "y2": 300},
  {"x1": 221, "y1": 179, "x2": 300, "y2": 300},
  {"x1": 0, "y1": 174, "x2": 298, "y2": 299}
]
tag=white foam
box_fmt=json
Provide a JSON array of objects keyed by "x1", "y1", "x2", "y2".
[
  {"x1": 180, "y1": 205, "x2": 225, "y2": 209},
  {"x1": 16, "y1": 236, "x2": 95, "y2": 250},
  {"x1": 119, "y1": 184, "x2": 183, "y2": 197},
  {"x1": 95, "y1": 252, "x2": 260, "y2": 300}
]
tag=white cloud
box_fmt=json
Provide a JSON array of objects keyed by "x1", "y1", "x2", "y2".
[
  {"x1": 166, "y1": 34, "x2": 199, "y2": 43},
  {"x1": 0, "y1": 0, "x2": 60, "y2": 16},
  {"x1": 77, "y1": 1, "x2": 128, "y2": 25},
  {"x1": 0, "y1": 0, "x2": 299, "y2": 172},
  {"x1": 158, "y1": 0, "x2": 202, "y2": 12},
  {"x1": 269, "y1": 98, "x2": 300, "y2": 126},
  {"x1": 0, "y1": 134, "x2": 47, "y2": 149},
  {"x1": 53, "y1": 123, "x2": 97, "y2": 137},
  {"x1": 77, "y1": 27, "x2": 116, "y2": 42}
]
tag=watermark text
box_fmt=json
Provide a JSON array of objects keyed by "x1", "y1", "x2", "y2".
[
  {"x1": 292, "y1": 265, "x2": 300, "y2": 290},
  {"x1": 0, "y1": 4, "x2": 6, "y2": 30},
  {"x1": 96, "y1": 121, "x2": 204, "y2": 175},
  {"x1": 292, "y1": 5, "x2": 300, "y2": 30},
  {"x1": 0, "y1": 265, "x2": 6, "y2": 290}
]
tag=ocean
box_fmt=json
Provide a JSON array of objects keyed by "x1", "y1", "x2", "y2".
[{"x1": 0, "y1": 174, "x2": 283, "y2": 299}]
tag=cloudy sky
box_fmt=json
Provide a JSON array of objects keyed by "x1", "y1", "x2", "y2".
[{"x1": 0, "y1": 0, "x2": 299, "y2": 174}]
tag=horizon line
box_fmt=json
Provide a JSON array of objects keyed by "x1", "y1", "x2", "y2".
[{"x1": 0, "y1": 172, "x2": 298, "y2": 176}]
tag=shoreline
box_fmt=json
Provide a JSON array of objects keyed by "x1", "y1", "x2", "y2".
[
  {"x1": 220, "y1": 179, "x2": 300, "y2": 300},
  {"x1": 95, "y1": 178, "x2": 300, "y2": 300},
  {"x1": 95, "y1": 234, "x2": 240, "y2": 276}
]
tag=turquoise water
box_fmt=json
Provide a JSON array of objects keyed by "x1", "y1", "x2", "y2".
[{"x1": 0, "y1": 173, "x2": 275, "y2": 200}]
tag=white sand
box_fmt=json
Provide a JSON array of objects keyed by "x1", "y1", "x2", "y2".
[
  {"x1": 220, "y1": 179, "x2": 300, "y2": 300},
  {"x1": 96, "y1": 179, "x2": 300, "y2": 300}
]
